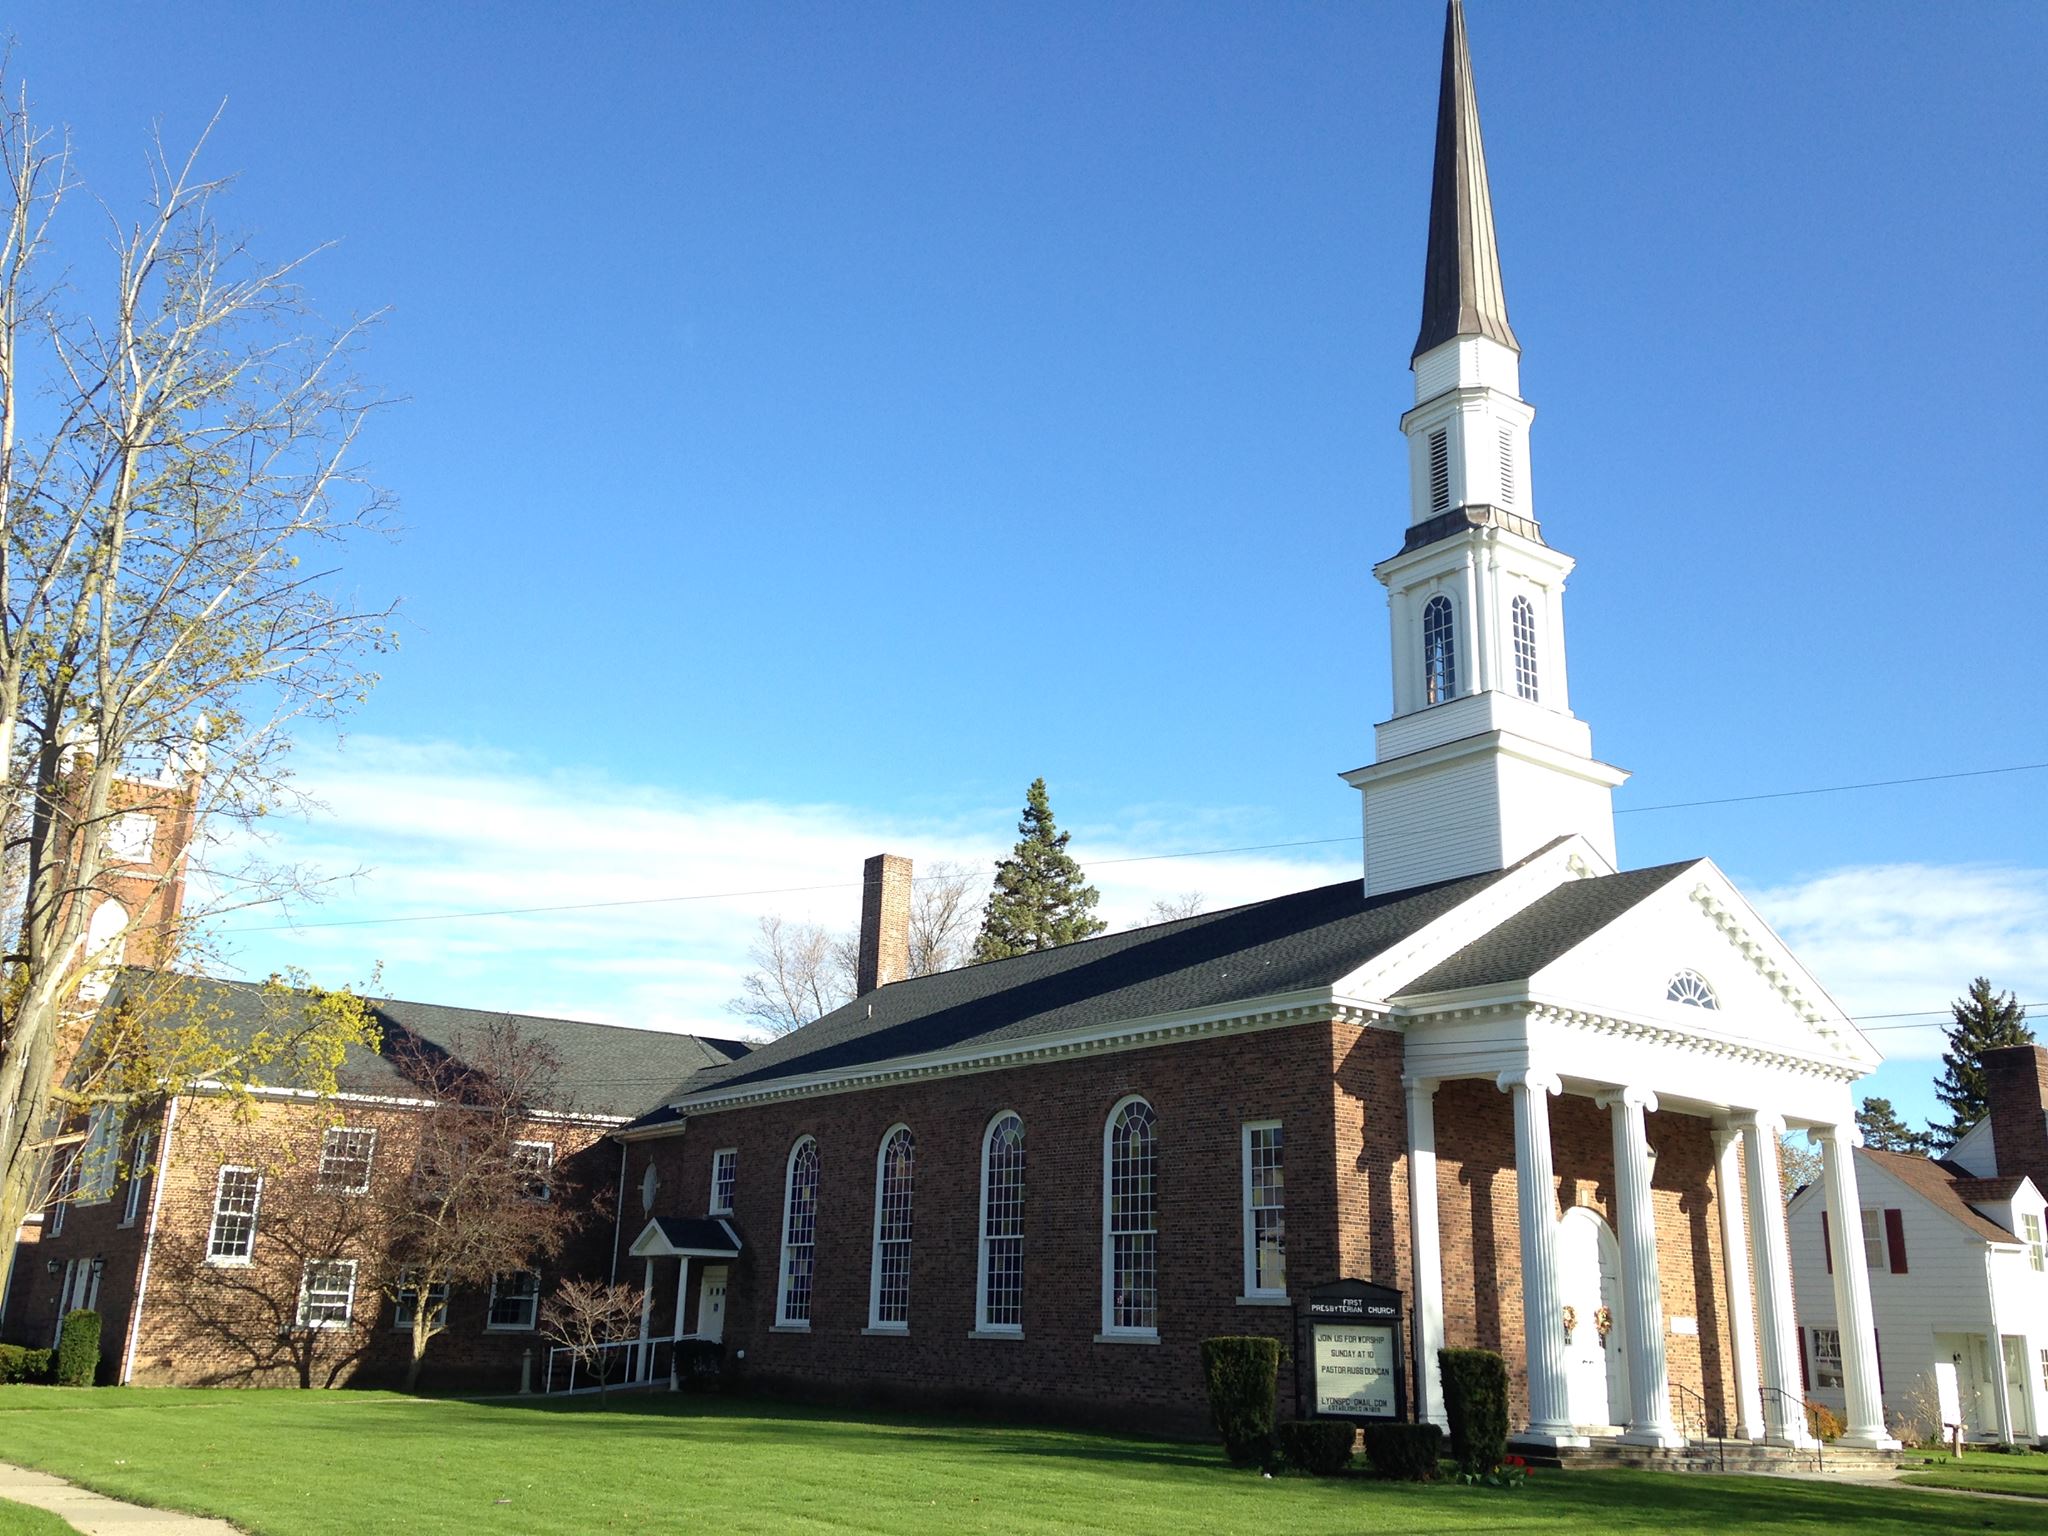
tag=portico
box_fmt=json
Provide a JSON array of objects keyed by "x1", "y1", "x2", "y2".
[{"x1": 625, "y1": 1217, "x2": 742, "y2": 1382}]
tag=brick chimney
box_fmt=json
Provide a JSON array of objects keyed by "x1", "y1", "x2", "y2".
[
  {"x1": 856, "y1": 853, "x2": 913, "y2": 995},
  {"x1": 1983, "y1": 1043, "x2": 2048, "y2": 1189}
]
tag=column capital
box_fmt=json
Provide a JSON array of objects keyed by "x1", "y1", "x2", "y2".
[
  {"x1": 1723, "y1": 1108, "x2": 1785, "y2": 1138},
  {"x1": 1806, "y1": 1122, "x2": 1863, "y2": 1150},
  {"x1": 1402, "y1": 1075, "x2": 1442, "y2": 1097},
  {"x1": 1594, "y1": 1085, "x2": 1658, "y2": 1114},
  {"x1": 1496, "y1": 1068, "x2": 1561, "y2": 1097}
]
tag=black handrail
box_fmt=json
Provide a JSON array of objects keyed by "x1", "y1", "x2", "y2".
[
  {"x1": 1758, "y1": 1386, "x2": 1823, "y2": 1471},
  {"x1": 1671, "y1": 1381, "x2": 1725, "y2": 1471}
]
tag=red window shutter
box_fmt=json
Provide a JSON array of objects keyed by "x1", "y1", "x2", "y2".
[
  {"x1": 1820, "y1": 1209, "x2": 1832, "y2": 1273},
  {"x1": 1884, "y1": 1208, "x2": 1907, "y2": 1273},
  {"x1": 1797, "y1": 1326, "x2": 1810, "y2": 1392}
]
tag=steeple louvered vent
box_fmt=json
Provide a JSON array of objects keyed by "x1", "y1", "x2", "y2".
[
  {"x1": 1498, "y1": 428, "x2": 1515, "y2": 509},
  {"x1": 1428, "y1": 429, "x2": 1450, "y2": 513}
]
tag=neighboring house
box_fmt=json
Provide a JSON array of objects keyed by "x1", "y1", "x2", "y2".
[
  {"x1": 5, "y1": 978, "x2": 748, "y2": 1389},
  {"x1": 608, "y1": 4, "x2": 1898, "y2": 1453},
  {"x1": 1790, "y1": 1044, "x2": 2048, "y2": 1444}
]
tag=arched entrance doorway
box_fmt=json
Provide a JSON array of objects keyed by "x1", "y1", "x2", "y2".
[{"x1": 1556, "y1": 1206, "x2": 1627, "y2": 1433}]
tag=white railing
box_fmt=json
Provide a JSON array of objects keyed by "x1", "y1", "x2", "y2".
[{"x1": 543, "y1": 1335, "x2": 671, "y2": 1395}]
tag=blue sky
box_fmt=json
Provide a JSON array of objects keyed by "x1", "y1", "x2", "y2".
[{"x1": 15, "y1": 2, "x2": 2045, "y2": 1132}]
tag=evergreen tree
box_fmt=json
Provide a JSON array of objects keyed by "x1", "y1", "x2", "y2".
[
  {"x1": 972, "y1": 778, "x2": 1107, "y2": 963},
  {"x1": 1855, "y1": 1096, "x2": 1933, "y2": 1157},
  {"x1": 1931, "y1": 977, "x2": 2033, "y2": 1150}
]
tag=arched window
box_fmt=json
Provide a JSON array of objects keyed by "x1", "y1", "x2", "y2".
[
  {"x1": 777, "y1": 1137, "x2": 820, "y2": 1327},
  {"x1": 1423, "y1": 595, "x2": 1457, "y2": 705},
  {"x1": 868, "y1": 1126, "x2": 916, "y2": 1329},
  {"x1": 977, "y1": 1113, "x2": 1026, "y2": 1333},
  {"x1": 76, "y1": 897, "x2": 130, "y2": 1004},
  {"x1": 1102, "y1": 1096, "x2": 1159, "y2": 1336},
  {"x1": 1666, "y1": 970, "x2": 1718, "y2": 1010},
  {"x1": 1511, "y1": 595, "x2": 1540, "y2": 702}
]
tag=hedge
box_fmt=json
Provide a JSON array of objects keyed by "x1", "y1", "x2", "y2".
[
  {"x1": 54, "y1": 1309, "x2": 100, "y2": 1387},
  {"x1": 1363, "y1": 1421, "x2": 1443, "y2": 1481},
  {"x1": 1199, "y1": 1336, "x2": 1279, "y2": 1465},
  {"x1": 0, "y1": 1343, "x2": 53, "y2": 1383},
  {"x1": 1277, "y1": 1420, "x2": 1354, "y2": 1476},
  {"x1": 1438, "y1": 1347, "x2": 1508, "y2": 1474}
]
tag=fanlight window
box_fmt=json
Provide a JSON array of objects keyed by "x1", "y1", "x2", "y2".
[
  {"x1": 1423, "y1": 595, "x2": 1457, "y2": 705},
  {"x1": 1666, "y1": 970, "x2": 1718, "y2": 1010},
  {"x1": 1511, "y1": 595, "x2": 1539, "y2": 702}
]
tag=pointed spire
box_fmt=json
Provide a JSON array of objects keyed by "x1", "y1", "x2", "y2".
[{"x1": 1412, "y1": 0, "x2": 1519, "y2": 364}]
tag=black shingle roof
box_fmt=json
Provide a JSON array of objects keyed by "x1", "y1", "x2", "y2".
[
  {"x1": 105, "y1": 972, "x2": 750, "y2": 1120},
  {"x1": 657, "y1": 862, "x2": 1525, "y2": 1112},
  {"x1": 1401, "y1": 861, "x2": 1702, "y2": 994}
]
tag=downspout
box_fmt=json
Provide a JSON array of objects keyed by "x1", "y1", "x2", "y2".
[
  {"x1": 119, "y1": 1095, "x2": 180, "y2": 1385},
  {"x1": 1985, "y1": 1246, "x2": 2015, "y2": 1444},
  {"x1": 608, "y1": 1138, "x2": 628, "y2": 1286}
]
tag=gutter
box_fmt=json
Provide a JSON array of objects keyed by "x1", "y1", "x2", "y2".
[{"x1": 119, "y1": 1095, "x2": 180, "y2": 1385}]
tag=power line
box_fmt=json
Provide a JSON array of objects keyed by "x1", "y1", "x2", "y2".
[{"x1": 219, "y1": 757, "x2": 2048, "y2": 935}]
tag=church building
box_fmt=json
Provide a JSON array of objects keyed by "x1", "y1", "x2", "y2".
[{"x1": 619, "y1": 1, "x2": 1896, "y2": 1453}]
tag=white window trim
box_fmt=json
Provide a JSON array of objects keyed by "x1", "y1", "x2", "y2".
[
  {"x1": 776, "y1": 1136, "x2": 818, "y2": 1330},
  {"x1": 867, "y1": 1123, "x2": 914, "y2": 1332},
  {"x1": 118, "y1": 1130, "x2": 154, "y2": 1228},
  {"x1": 296, "y1": 1259, "x2": 358, "y2": 1330},
  {"x1": 46, "y1": 1149, "x2": 75, "y2": 1235},
  {"x1": 76, "y1": 1106, "x2": 121, "y2": 1204},
  {"x1": 1240, "y1": 1120, "x2": 1286, "y2": 1301},
  {"x1": 1100, "y1": 1094, "x2": 1159, "y2": 1341},
  {"x1": 976, "y1": 1110, "x2": 1025, "y2": 1336},
  {"x1": 513, "y1": 1139, "x2": 555, "y2": 1202},
  {"x1": 710, "y1": 1147, "x2": 738, "y2": 1216},
  {"x1": 2022, "y1": 1213, "x2": 2045, "y2": 1272},
  {"x1": 393, "y1": 1270, "x2": 450, "y2": 1332},
  {"x1": 1859, "y1": 1207, "x2": 1886, "y2": 1271},
  {"x1": 1812, "y1": 1326, "x2": 1844, "y2": 1390},
  {"x1": 318, "y1": 1126, "x2": 378, "y2": 1194},
  {"x1": 205, "y1": 1164, "x2": 263, "y2": 1267},
  {"x1": 485, "y1": 1270, "x2": 541, "y2": 1333}
]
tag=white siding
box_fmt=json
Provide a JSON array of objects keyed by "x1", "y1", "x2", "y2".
[{"x1": 1361, "y1": 757, "x2": 1500, "y2": 896}]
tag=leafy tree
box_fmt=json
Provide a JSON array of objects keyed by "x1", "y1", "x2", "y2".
[
  {"x1": 1931, "y1": 977, "x2": 2033, "y2": 1150},
  {"x1": 1779, "y1": 1134, "x2": 1820, "y2": 1202},
  {"x1": 972, "y1": 779, "x2": 1106, "y2": 963},
  {"x1": 1855, "y1": 1096, "x2": 1933, "y2": 1157}
]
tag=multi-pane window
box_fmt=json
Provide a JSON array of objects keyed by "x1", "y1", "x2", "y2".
[
  {"x1": 1422, "y1": 595, "x2": 1457, "y2": 705},
  {"x1": 1242, "y1": 1122, "x2": 1286, "y2": 1297},
  {"x1": 207, "y1": 1166, "x2": 263, "y2": 1263},
  {"x1": 1427, "y1": 428, "x2": 1450, "y2": 513},
  {"x1": 2039, "y1": 1346, "x2": 2048, "y2": 1397},
  {"x1": 1859, "y1": 1208, "x2": 1886, "y2": 1271},
  {"x1": 779, "y1": 1137, "x2": 820, "y2": 1327},
  {"x1": 2024, "y1": 1213, "x2": 2045, "y2": 1272},
  {"x1": 979, "y1": 1114, "x2": 1026, "y2": 1332},
  {"x1": 711, "y1": 1148, "x2": 738, "y2": 1215},
  {"x1": 1666, "y1": 970, "x2": 1717, "y2": 1010},
  {"x1": 45, "y1": 1148, "x2": 75, "y2": 1235},
  {"x1": 513, "y1": 1141, "x2": 555, "y2": 1201},
  {"x1": 1511, "y1": 595, "x2": 1539, "y2": 702},
  {"x1": 76, "y1": 1107, "x2": 121, "y2": 1203},
  {"x1": 1104, "y1": 1098, "x2": 1159, "y2": 1336},
  {"x1": 393, "y1": 1269, "x2": 450, "y2": 1331},
  {"x1": 296, "y1": 1260, "x2": 358, "y2": 1329},
  {"x1": 318, "y1": 1127, "x2": 377, "y2": 1193},
  {"x1": 1812, "y1": 1328, "x2": 1844, "y2": 1390},
  {"x1": 487, "y1": 1271, "x2": 540, "y2": 1331},
  {"x1": 869, "y1": 1127, "x2": 917, "y2": 1329},
  {"x1": 120, "y1": 1130, "x2": 154, "y2": 1227}
]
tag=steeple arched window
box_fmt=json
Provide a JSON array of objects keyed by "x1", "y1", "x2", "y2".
[
  {"x1": 1422, "y1": 595, "x2": 1458, "y2": 705},
  {"x1": 1511, "y1": 595, "x2": 1540, "y2": 702}
]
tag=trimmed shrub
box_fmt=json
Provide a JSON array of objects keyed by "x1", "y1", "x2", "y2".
[
  {"x1": 1363, "y1": 1421, "x2": 1443, "y2": 1481},
  {"x1": 1278, "y1": 1419, "x2": 1355, "y2": 1476},
  {"x1": 0, "y1": 1343, "x2": 53, "y2": 1383},
  {"x1": 54, "y1": 1310, "x2": 100, "y2": 1387},
  {"x1": 673, "y1": 1340, "x2": 726, "y2": 1391},
  {"x1": 1438, "y1": 1347, "x2": 1508, "y2": 1474},
  {"x1": 1200, "y1": 1336, "x2": 1279, "y2": 1465}
]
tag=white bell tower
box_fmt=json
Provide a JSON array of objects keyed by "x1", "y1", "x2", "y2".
[{"x1": 1343, "y1": 0, "x2": 1626, "y2": 896}]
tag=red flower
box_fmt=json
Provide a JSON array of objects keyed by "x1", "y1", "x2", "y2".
[{"x1": 1503, "y1": 1455, "x2": 1526, "y2": 1468}]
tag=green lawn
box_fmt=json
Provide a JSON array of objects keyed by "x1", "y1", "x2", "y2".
[
  {"x1": 0, "y1": 1386, "x2": 2027, "y2": 1536},
  {"x1": 0, "y1": 1501, "x2": 74, "y2": 1536},
  {"x1": 1899, "y1": 1447, "x2": 2048, "y2": 1500}
]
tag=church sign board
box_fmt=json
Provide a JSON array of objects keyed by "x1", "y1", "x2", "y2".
[{"x1": 1301, "y1": 1279, "x2": 1406, "y2": 1423}]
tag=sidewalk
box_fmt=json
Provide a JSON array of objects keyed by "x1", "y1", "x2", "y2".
[{"x1": 0, "y1": 1463, "x2": 239, "y2": 1535}]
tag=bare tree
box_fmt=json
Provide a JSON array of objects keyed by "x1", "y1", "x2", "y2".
[
  {"x1": 0, "y1": 81, "x2": 395, "y2": 1305},
  {"x1": 1145, "y1": 892, "x2": 1205, "y2": 925},
  {"x1": 537, "y1": 1277, "x2": 644, "y2": 1397},
  {"x1": 370, "y1": 1019, "x2": 585, "y2": 1392},
  {"x1": 726, "y1": 915, "x2": 852, "y2": 1036},
  {"x1": 907, "y1": 861, "x2": 983, "y2": 976}
]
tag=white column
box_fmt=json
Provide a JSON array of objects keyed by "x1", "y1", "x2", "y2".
[
  {"x1": 1729, "y1": 1111, "x2": 1814, "y2": 1447},
  {"x1": 1600, "y1": 1087, "x2": 1682, "y2": 1447},
  {"x1": 638, "y1": 1257, "x2": 655, "y2": 1382},
  {"x1": 1405, "y1": 1076, "x2": 1449, "y2": 1430},
  {"x1": 1810, "y1": 1123, "x2": 1900, "y2": 1450},
  {"x1": 1712, "y1": 1121, "x2": 1765, "y2": 1441},
  {"x1": 1498, "y1": 1068, "x2": 1581, "y2": 1445}
]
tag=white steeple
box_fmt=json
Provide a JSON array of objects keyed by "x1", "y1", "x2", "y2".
[{"x1": 1343, "y1": 0, "x2": 1626, "y2": 897}]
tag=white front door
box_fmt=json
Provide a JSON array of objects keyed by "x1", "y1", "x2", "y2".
[
  {"x1": 1557, "y1": 1207, "x2": 1627, "y2": 1432},
  {"x1": 696, "y1": 1265, "x2": 728, "y2": 1344},
  {"x1": 2003, "y1": 1337, "x2": 2034, "y2": 1440}
]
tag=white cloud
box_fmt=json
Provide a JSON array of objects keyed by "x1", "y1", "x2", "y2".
[
  {"x1": 209, "y1": 737, "x2": 1357, "y2": 1037},
  {"x1": 1749, "y1": 863, "x2": 2048, "y2": 1058}
]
